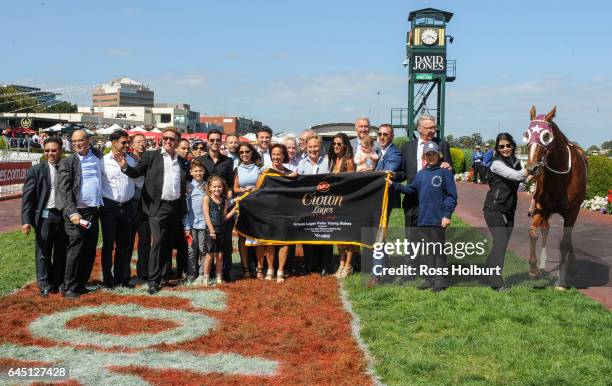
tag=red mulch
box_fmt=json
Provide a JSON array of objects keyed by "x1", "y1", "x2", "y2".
[{"x1": 0, "y1": 251, "x2": 372, "y2": 384}]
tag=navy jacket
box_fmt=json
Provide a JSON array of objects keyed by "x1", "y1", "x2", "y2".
[
  {"x1": 392, "y1": 163, "x2": 457, "y2": 226},
  {"x1": 21, "y1": 161, "x2": 55, "y2": 228}
]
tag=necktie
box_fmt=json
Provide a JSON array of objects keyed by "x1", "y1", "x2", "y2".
[{"x1": 421, "y1": 144, "x2": 427, "y2": 169}]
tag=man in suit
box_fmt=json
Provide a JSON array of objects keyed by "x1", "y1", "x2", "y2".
[
  {"x1": 375, "y1": 124, "x2": 403, "y2": 218},
  {"x1": 116, "y1": 127, "x2": 188, "y2": 294},
  {"x1": 56, "y1": 130, "x2": 104, "y2": 299},
  {"x1": 395, "y1": 114, "x2": 453, "y2": 230},
  {"x1": 349, "y1": 117, "x2": 380, "y2": 163},
  {"x1": 21, "y1": 137, "x2": 68, "y2": 297}
]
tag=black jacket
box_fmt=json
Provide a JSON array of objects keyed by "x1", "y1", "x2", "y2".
[
  {"x1": 122, "y1": 149, "x2": 187, "y2": 217},
  {"x1": 21, "y1": 161, "x2": 57, "y2": 228},
  {"x1": 483, "y1": 155, "x2": 522, "y2": 214},
  {"x1": 56, "y1": 147, "x2": 103, "y2": 218},
  {"x1": 396, "y1": 137, "x2": 453, "y2": 209}
]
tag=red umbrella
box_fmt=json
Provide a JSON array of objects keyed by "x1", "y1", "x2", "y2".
[{"x1": 14, "y1": 127, "x2": 37, "y2": 135}]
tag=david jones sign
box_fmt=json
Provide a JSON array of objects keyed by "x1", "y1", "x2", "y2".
[{"x1": 411, "y1": 52, "x2": 446, "y2": 74}]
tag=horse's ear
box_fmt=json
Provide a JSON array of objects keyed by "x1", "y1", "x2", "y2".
[
  {"x1": 530, "y1": 105, "x2": 536, "y2": 120},
  {"x1": 545, "y1": 106, "x2": 557, "y2": 121}
]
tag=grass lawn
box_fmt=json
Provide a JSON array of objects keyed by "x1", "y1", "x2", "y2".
[
  {"x1": 345, "y1": 209, "x2": 612, "y2": 385},
  {"x1": 0, "y1": 230, "x2": 36, "y2": 295}
]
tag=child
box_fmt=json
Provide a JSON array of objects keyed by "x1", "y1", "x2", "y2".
[
  {"x1": 355, "y1": 135, "x2": 379, "y2": 171},
  {"x1": 203, "y1": 176, "x2": 237, "y2": 286},
  {"x1": 388, "y1": 141, "x2": 457, "y2": 292},
  {"x1": 183, "y1": 160, "x2": 208, "y2": 285}
]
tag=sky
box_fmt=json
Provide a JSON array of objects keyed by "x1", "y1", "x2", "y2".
[{"x1": 2, "y1": 0, "x2": 611, "y2": 147}]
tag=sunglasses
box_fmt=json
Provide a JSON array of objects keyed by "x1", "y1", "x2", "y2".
[
  {"x1": 498, "y1": 144, "x2": 513, "y2": 149},
  {"x1": 193, "y1": 146, "x2": 205, "y2": 150},
  {"x1": 332, "y1": 142, "x2": 344, "y2": 147},
  {"x1": 162, "y1": 136, "x2": 176, "y2": 142},
  {"x1": 209, "y1": 138, "x2": 221, "y2": 143},
  {"x1": 239, "y1": 150, "x2": 252, "y2": 154},
  {"x1": 377, "y1": 132, "x2": 390, "y2": 137},
  {"x1": 119, "y1": 141, "x2": 129, "y2": 145}
]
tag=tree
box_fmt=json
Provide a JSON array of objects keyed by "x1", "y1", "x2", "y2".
[
  {"x1": 45, "y1": 101, "x2": 77, "y2": 113},
  {"x1": 470, "y1": 133, "x2": 483, "y2": 147},
  {"x1": 587, "y1": 145, "x2": 600, "y2": 154},
  {"x1": 601, "y1": 140, "x2": 612, "y2": 150}
]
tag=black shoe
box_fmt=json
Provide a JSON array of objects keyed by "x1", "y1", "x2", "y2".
[
  {"x1": 147, "y1": 285, "x2": 160, "y2": 295},
  {"x1": 185, "y1": 275, "x2": 197, "y2": 284},
  {"x1": 320, "y1": 268, "x2": 329, "y2": 277},
  {"x1": 39, "y1": 289, "x2": 50, "y2": 298},
  {"x1": 432, "y1": 280, "x2": 448, "y2": 293},
  {"x1": 418, "y1": 279, "x2": 434, "y2": 290},
  {"x1": 50, "y1": 286, "x2": 59, "y2": 294},
  {"x1": 119, "y1": 281, "x2": 135, "y2": 289},
  {"x1": 491, "y1": 283, "x2": 511, "y2": 292},
  {"x1": 63, "y1": 291, "x2": 80, "y2": 299}
]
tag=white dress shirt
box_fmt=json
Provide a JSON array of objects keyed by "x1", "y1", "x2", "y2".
[
  {"x1": 46, "y1": 163, "x2": 57, "y2": 209},
  {"x1": 161, "y1": 148, "x2": 181, "y2": 201},
  {"x1": 257, "y1": 147, "x2": 272, "y2": 167},
  {"x1": 416, "y1": 138, "x2": 426, "y2": 172},
  {"x1": 101, "y1": 152, "x2": 136, "y2": 203}
]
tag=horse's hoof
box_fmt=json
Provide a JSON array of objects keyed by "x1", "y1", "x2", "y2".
[
  {"x1": 528, "y1": 270, "x2": 541, "y2": 279},
  {"x1": 554, "y1": 285, "x2": 567, "y2": 291}
]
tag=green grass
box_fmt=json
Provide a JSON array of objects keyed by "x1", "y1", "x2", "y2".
[
  {"x1": 345, "y1": 209, "x2": 612, "y2": 385},
  {"x1": 0, "y1": 230, "x2": 36, "y2": 295}
]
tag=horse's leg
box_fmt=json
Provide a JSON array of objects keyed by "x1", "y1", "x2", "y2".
[
  {"x1": 564, "y1": 207, "x2": 580, "y2": 277},
  {"x1": 528, "y1": 211, "x2": 543, "y2": 278},
  {"x1": 538, "y1": 219, "x2": 550, "y2": 271}
]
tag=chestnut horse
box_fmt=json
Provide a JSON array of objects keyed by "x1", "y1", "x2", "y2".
[{"x1": 524, "y1": 106, "x2": 587, "y2": 288}]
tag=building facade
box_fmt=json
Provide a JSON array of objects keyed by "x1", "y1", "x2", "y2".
[
  {"x1": 199, "y1": 116, "x2": 263, "y2": 135},
  {"x1": 92, "y1": 77, "x2": 154, "y2": 108}
]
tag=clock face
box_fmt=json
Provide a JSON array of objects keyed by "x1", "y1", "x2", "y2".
[{"x1": 420, "y1": 28, "x2": 438, "y2": 45}]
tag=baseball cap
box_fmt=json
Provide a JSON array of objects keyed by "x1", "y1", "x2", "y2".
[{"x1": 423, "y1": 141, "x2": 440, "y2": 154}]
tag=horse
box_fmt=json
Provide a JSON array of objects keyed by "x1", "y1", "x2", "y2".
[{"x1": 524, "y1": 105, "x2": 588, "y2": 289}]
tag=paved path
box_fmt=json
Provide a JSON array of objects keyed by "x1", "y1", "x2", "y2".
[
  {"x1": 455, "y1": 182, "x2": 612, "y2": 310},
  {"x1": 0, "y1": 198, "x2": 21, "y2": 233}
]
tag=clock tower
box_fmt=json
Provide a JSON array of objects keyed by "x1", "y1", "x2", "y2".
[{"x1": 392, "y1": 8, "x2": 455, "y2": 140}]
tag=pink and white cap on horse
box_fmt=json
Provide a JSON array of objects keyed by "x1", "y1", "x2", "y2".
[{"x1": 523, "y1": 115, "x2": 555, "y2": 149}]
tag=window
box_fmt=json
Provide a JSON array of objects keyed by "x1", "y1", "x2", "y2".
[
  {"x1": 160, "y1": 114, "x2": 171, "y2": 124},
  {"x1": 174, "y1": 114, "x2": 185, "y2": 125}
]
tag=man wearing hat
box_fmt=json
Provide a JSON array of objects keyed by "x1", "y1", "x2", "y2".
[
  {"x1": 472, "y1": 145, "x2": 484, "y2": 183},
  {"x1": 481, "y1": 143, "x2": 493, "y2": 184}
]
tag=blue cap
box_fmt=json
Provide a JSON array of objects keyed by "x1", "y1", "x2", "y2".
[{"x1": 423, "y1": 141, "x2": 440, "y2": 154}]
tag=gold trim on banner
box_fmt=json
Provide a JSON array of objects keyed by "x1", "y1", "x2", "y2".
[{"x1": 234, "y1": 171, "x2": 391, "y2": 248}]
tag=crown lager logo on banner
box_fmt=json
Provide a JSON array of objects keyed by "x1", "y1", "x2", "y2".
[{"x1": 20, "y1": 118, "x2": 32, "y2": 128}]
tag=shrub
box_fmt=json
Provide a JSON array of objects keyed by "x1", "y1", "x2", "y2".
[
  {"x1": 393, "y1": 137, "x2": 409, "y2": 150},
  {"x1": 462, "y1": 148, "x2": 473, "y2": 169},
  {"x1": 586, "y1": 156, "x2": 612, "y2": 199},
  {"x1": 450, "y1": 147, "x2": 465, "y2": 173}
]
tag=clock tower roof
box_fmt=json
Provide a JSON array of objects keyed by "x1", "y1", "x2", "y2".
[{"x1": 408, "y1": 8, "x2": 453, "y2": 23}]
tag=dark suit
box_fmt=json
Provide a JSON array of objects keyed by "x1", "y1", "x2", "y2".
[
  {"x1": 122, "y1": 149, "x2": 187, "y2": 288},
  {"x1": 57, "y1": 148, "x2": 103, "y2": 293},
  {"x1": 21, "y1": 161, "x2": 67, "y2": 291},
  {"x1": 396, "y1": 138, "x2": 453, "y2": 229}
]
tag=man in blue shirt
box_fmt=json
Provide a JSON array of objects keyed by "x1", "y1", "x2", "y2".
[
  {"x1": 481, "y1": 143, "x2": 494, "y2": 184},
  {"x1": 57, "y1": 130, "x2": 103, "y2": 299},
  {"x1": 472, "y1": 145, "x2": 484, "y2": 183}
]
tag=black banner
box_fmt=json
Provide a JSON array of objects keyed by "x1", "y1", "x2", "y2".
[
  {"x1": 411, "y1": 51, "x2": 446, "y2": 74},
  {"x1": 235, "y1": 171, "x2": 390, "y2": 247}
]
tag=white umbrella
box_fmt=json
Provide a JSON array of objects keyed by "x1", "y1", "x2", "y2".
[
  {"x1": 132, "y1": 126, "x2": 146, "y2": 132},
  {"x1": 43, "y1": 123, "x2": 65, "y2": 132},
  {"x1": 96, "y1": 126, "x2": 116, "y2": 135},
  {"x1": 107, "y1": 123, "x2": 122, "y2": 131},
  {"x1": 151, "y1": 128, "x2": 162, "y2": 133}
]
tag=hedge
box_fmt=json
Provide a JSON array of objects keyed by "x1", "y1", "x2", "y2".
[
  {"x1": 586, "y1": 156, "x2": 612, "y2": 199},
  {"x1": 393, "y1": 137, "x2": 409, "y2": 150},
  {"x1": 450, "y1": 147, "x2": 465, "y2": 173}
]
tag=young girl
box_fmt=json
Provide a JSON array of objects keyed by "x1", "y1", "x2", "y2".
[
  {"x1": 203, "y1": 176, "x2": 237, "y2": 286},
  {"x1": 355, "y1": 135, "x2": 379, "y2": 171}
]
